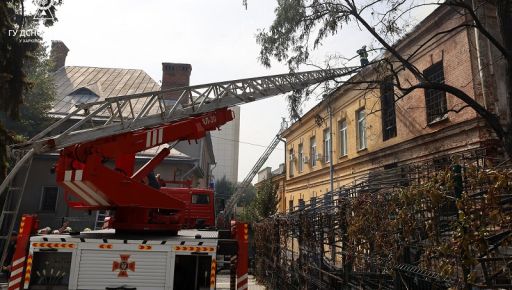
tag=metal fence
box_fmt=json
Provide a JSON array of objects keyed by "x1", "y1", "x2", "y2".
[{"x1": 253, "y1": 149, "x2": 512, "y2": 289}]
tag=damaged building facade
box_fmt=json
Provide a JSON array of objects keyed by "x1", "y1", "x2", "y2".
[{"x1": 281, "y1": 4, "x2": 509, "y2": 211}]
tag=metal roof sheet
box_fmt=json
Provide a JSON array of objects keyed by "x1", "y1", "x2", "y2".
[{"x1": 51, "y1": 66, "x2": 160, "y2": 116}]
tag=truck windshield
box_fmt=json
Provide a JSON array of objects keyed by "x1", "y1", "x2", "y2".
[{"x1": 191, "y1": 194, "x2": 210, "y2": 204}]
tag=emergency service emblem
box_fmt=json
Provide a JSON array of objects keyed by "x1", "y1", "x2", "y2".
[{"x1": 112, "y1": 254, "x2": 136, "y2": 277}]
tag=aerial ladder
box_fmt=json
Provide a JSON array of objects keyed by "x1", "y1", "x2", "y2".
[
  {"x1": 0, "y1": 67, "x2": 360, "y2": 285},
  {"x1": 222, "y1": 118, "x2": 288, "y2": 220}
]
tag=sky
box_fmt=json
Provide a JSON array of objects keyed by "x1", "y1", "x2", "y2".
[{"x1": 30, "y1": 0, "x2": 434, "y2": 182}]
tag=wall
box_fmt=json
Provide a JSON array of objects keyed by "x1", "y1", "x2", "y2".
[
  {"x1": 281, "y1": 5, "x2": 503, "y2": 211},
  {"x1": 211, "y1": 106, "x2": 241, "y2": 183}
]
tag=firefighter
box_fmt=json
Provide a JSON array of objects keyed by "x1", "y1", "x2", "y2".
[{"x1": 357, "y1": 45, "x2": 369, "y2": 66}]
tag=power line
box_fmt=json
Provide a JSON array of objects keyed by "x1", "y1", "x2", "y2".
[{"x1": 210, "y1": 135, "x2": 284, "y2": 151}]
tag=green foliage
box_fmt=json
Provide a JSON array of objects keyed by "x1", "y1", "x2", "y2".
[
  {"x1": 0, "y1": 0, "x2": 62, "y2": 180},
  {"x1": 1, "y1": 44, "x2": 56, "y2": 139},
  {"x1": 237, "y1": 183, "x2": 256, "y2": 206},
  {"x1": 237, "y1": 180, "x2": 280, "y2": 222},
  {"x1": 215, "y1": 176, "x2": 235, "y2": 199},
  {"x1": 214, "y1": 176, "x2": 235, "y2": 214},
  {"x1": 256, "y1": 0, "x2": 350, "y2": 70},
  {"x1": 254, "y1": 179, "x2": 280, "y2": 219},
  {"x1": 254, "y1": 164, "x2": 512, "y2": 288}
]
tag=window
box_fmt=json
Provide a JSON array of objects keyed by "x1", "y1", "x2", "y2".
[
  {"x1": 191, "y1": 194, "x2": 210, "y2": 204},
  {"x1": 310, "y1": 196, "x2": 317, "y2": 207},
  {"x1": 310, "y1": 137, "x2": 317, "y2": 167},
  {"x1": 323, "y1": 128, "x2": 331, "y2": 163},
  {"x1": 356, "y1": 109, "x2": 367, "y2": 150},
  {"x1": 289, "y1": 148, "x2": 294, "y2": 177},
  {"x1": 339, "y1": 119, "x2": 347, "y2": 156},
  {"x1": 41, "y1": 187, "x2": 58, "y2": 212},
  {"x1": 381, "y1": 76, "x2": 397, "y2": 140},
  {"x1": 424, "y1": 61, "x2": 447, "y2": 124},
  {"x1": 289, "y1": 199, "x2": 294, "y2": 212},
  {"x1": 298, "y1": 143, "x2": 304, "y2": 173}
]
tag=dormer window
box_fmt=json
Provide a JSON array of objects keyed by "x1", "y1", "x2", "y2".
[{"x1": 69, "y1": 87, "x2": 99, "y2": 102}]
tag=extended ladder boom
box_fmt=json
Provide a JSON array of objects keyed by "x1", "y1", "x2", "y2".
[
  {"x1": 1, "y1": 67, "x2": 359, "y2": 196},
  {"x1": 223, "y1": 120, "x2": 287, "y2": 218},
  {"x1": 18, "y1": 67, "x2": 359, "y2": 154}
]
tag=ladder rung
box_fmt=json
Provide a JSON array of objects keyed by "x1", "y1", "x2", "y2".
[{"x1": 1, "y1": 211, "x2": 16, "y2": 214}]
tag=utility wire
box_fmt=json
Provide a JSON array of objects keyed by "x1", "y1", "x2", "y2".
[{"x1": 210, "y1": 135, "x2": 284, "y2": 151}]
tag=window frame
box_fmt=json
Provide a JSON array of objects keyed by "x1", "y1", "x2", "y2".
[
  {"x1": 310, "y1": 137, "x2": 317, "y2": 167},
  {"x1": 339, "y1": 119, "x2": 348, "y2": 157},
  {"x1": 298, "y1": 143, "x2": 304, "y2": 173},
  {"x1": 356, "y1": 108, "x2": 367, "y2": 150},
  {"x1": 289, "y1": 148, "x2": 295, "y2": 178},
  {"x1": 423, "y1": 61, "x2": 448, "y2": 124},
  {"x1": 323, "y1": 128, "x2": 331, "y2": 163},
  {"x1": 380, "y1": 76, "x2": 397, "y2": 141},
  {"x1": 40, "y1": 186, "x2": 59, "y2": 212},
  {"x1": 191, "y1": 194, "x2": 210, "y2": 205}
]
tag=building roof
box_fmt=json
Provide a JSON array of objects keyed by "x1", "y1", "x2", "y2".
[
  {"x1": 50, "y1": 66, "x2": 193, "y2": 159},
  {"x1": 51, "y1": 66, "x2": 160, "y2": 115}
]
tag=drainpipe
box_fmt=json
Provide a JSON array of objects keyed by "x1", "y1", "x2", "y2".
[
  {"x1": 326, "y1": 95, "x2": 334, "y2": 193},
  {"x1": 472, "y1": 0, "x2": 489, "y2": 109}
]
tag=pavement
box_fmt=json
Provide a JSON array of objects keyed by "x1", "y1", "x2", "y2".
[
  {"x1": 216, "y1": 273, "x2": 266, "y2": 290},
  {"x1": 0, "y1": 274, "x2": 266, "y2": 290}
]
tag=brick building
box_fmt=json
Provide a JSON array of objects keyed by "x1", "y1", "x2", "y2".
[{"x1": 281, "y1": 4, "x2": 508, "y2": 211}]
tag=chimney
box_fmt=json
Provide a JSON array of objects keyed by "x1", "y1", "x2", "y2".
[
  {"x1": 50, "y1": 40, "x2": 69, "y2": 72},
  {"x1": 161, "y1": 62, "x2": 192, "y2": 101}
]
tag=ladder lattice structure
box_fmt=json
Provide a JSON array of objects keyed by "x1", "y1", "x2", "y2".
[
  {"x1": 94, "y1": 210, "x2": 110, "y2": 230},
  {"x1": 0, "y1": 66, "x2": 360, "y2": 264},
  {"x1": 1, "y1": 67, "x2": 359, "y2": 195},
  {"x1": 0, "y1": 149, "x2": 34, "y2": 267},
  {"x1": 223, "y1": 120, "x2": 288, "y2": 218}
]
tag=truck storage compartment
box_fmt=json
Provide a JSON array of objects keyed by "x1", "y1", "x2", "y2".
[
  {"x1": 29, "y1": 251, "x2": 72, "y2": 289},
  {"x1": 76, "y1": 250, "x2": 168, "y2": 290},
  {"x1": 173, "y1": 254, "x2": 212, "y2": 290}
]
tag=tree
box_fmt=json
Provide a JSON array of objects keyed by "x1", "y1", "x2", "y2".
[
  {"x1": 254, "y1": 179, "x2": 280, "y2": 219},
  {"x1": 1, "y1": 44, "x2": 56, "y2": 139},
  {"x1": 256, "y1": 0, "x2": 512, "y2": 157},
  {"x1": 0, "y1": 0, "x2": 62, "y2": 180},
  {"x1": 214, "y1": 176, "x2": 235, "y2": 213},
  {"x1": 237, "y1": 183, "x2": 257, "y2": 206}
]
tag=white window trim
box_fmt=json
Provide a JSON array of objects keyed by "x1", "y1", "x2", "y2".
[
  {"x1": 298, "y1": 143, "x2": 304, "y2": 173},
  {"x1": 310, "y1": 138, "x2": 317, "y2": 167},
  {"x1": 357, "y1": 109, "x2": 367, "y2": 150},
  {"x1": 323, "y1": 128, "x2": 331, "y2": 163},
  {"x1": 339, "y1": 119, "x2": 347, "y2": 157}
]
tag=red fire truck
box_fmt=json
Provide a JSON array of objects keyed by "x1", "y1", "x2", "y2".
[{"x1": 0, "y1": 67, "x2": 358, "y2": 290}]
